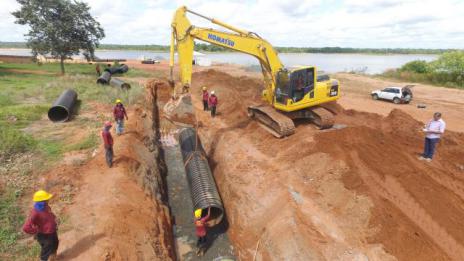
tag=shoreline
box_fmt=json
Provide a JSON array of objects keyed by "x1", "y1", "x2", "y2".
[{"x1": 0, "y1": 48, "x2": 441, "y2": 56}]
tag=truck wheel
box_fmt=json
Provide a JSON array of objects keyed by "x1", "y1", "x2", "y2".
[
  {"x1": 393, "y1": 97, "x2": 400, "y2": 104},
  {"x1": 372, "y1": 94, "x2": 379, "y2": 100}
]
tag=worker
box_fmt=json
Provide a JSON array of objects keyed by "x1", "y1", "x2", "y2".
[
  {"x1": 202, "y1": 86, "x2": 209, "y2": 111},
  {"x1": 113, "y1": 99, "x2": 128, "y2": 135},
  {"x1": 102, "y1": 121, "x2": 114, "y2": 167},
  {"x1": 96, "y1": 63, "x2": 101, "y2": 76},
  {"x1": 23, "y1": 190, "x2": 59, "y2": 261},
  {"x1": 208, "y1": 91, "x2": 218, "y2": 117},
  {"x1": 194, "y1": 208, "x2": 211, "y2": 256},
  {"x1": 420, "y1": 112, "x2": 446, "y2": 162}
]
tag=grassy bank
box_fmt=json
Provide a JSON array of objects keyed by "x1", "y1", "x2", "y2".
[
  {"x1": 0, "y1": 61, "x2": 149, "y2": 259},
  {"x1": 378, "y1": 51, "x2": 464, "y2": 89}
]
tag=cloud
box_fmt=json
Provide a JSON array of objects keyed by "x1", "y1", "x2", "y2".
[{"x1": 0, "y1": 0, "x2": 463, "y2": 48}]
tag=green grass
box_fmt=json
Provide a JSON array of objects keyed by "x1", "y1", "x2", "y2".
[
  {"x1": 0, "y1": 189, "x2": 25, "y2": 254},
  {"x1": 379, "y1": 69, "x2": 464, "y2": 89},
  {"x1": 0, "y1": 127, "x2": 37, "y2": 161},
  {"x1": 0, "y1": 189, "x2": 41, "y2": 261},
  {"x1": 0, "y1": 61, "x2": 149, "y2": 259},
  {"x1": 65, "y1": 132, "x2": 98, "y2": 151}
]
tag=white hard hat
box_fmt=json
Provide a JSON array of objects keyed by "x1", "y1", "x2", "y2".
[{"x1": 211, "y1": 91, "x2": 215, "y2": 95}]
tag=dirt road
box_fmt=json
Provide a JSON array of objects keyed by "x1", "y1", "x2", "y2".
[
  {"x1": 184, "y1": 69, "x2": 464, "y2": 260},
  {"x1": 335, "y1": 73, "x2": 464, "y2": 131}
]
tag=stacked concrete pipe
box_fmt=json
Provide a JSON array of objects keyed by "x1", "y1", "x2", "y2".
[
  {"x1": 98, "y1": 64, "x2": 130, "y2": 88},
  {"x1": 110, "y1": 78, "x2": 131, "y2": 90},
  {"x1": 96, "y1": 71, "x2": 111, "y2": 84}
]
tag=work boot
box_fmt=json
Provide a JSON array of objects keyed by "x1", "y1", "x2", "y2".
[{"x1": 196, "y1": 248, "x2": 204, "y2": 257}]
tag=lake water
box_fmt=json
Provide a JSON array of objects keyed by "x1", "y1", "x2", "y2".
[{"x1": 0, "y1": 48, "x2": 437, "y2": 74}]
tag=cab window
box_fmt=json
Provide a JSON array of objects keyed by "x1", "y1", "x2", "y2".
[{"x1": 290, "y1": 68, "x2": 315, "y2": 102}]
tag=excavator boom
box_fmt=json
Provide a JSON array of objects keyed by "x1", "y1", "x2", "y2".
[{"x1": 170, "y1": 6, "x2": 340, "y2": 137}]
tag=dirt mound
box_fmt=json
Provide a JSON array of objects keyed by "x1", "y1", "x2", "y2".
[
  {"x1": 185, "y1": 69, "x2": 464, "y2": 260},
  {"x1": 192, "y1": 69, "x2": 263, "y2": 125}
]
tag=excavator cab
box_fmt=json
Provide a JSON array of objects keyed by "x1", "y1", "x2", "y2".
[
  {"x1": 171, "y1": 6, "x2": 340, "y2": 138},
  {"x1": 275, "y1": 67, "x2": 315, "y2": 105}
]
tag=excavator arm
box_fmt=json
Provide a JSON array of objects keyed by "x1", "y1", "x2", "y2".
[
  {"x1": 170, "y1": 6, "x2": 284, "y2": 104},
  {"x1": 169, "y1": 6, "x2": 340, "y2": 137}
]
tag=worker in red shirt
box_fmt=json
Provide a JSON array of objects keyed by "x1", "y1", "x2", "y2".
[
  {"x1": 208, "y1": 91, "x2": 218, "y2": 117},
  {"x1": 23, "y1": 190, "x2": 59, "y2": 261},
  {"x1": 96, "y1": 63, "x2": 101, "y2": 76},
  {"x1": 102, "y1": 121, "x2": 114, "y2": 167},
  {"x1": 113, "y1": 99, "x2": 128, "y2": 135},
  {"x1": 194, "y1": 207, "x2": 211, "y2": 256},
  {"x1": 202, "y1": 86, "x2": 209, "y2": 111}
]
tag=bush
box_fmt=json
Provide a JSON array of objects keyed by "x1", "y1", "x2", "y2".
[
  {"x1": 400, "y1": 60, "x2": 429, "y2": 73},
  {"x1": 382, "y1": 52, "x2": 464, "y2": 88}
]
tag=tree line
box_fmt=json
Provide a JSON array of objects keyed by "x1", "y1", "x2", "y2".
[{"x1": 1, "y1": 41, "x2": 458, "y2": 55}]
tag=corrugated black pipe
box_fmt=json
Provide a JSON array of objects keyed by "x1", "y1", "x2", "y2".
[
  {"x1": 97, "y1": 71, "x2": 111, "y2": 84},
  {"x1": 104, "y1": 64, "x2": 129, "y2": 74},
  {"x1": 119, "y1": 64, "x2": 129, "y2": 73},
  {"x1": 48, "y1": 89, "x2": 78, "y2": 122},
  {"x1": 179, "y1": 128, "x2": 224, "y2": 226},
  {"x1": 110, "y1": 78, "x2": 131, "y2": 89}
]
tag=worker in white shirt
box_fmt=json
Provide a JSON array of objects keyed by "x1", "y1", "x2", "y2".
[{"x1": 419, "y1": 112, "x2": 446, "y2": 162}]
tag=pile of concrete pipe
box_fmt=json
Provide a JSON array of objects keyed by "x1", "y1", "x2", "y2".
[
  {"x1": 104, "y1": 64, "x2": 129, "y2": 74},
  {"x1": 96, "y1": 64, "x2": 130, "y2": 89}
]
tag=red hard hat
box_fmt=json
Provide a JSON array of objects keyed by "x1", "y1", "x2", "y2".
[{"x1": 104, "y1": 121, "x2": 112, "y2": 127}]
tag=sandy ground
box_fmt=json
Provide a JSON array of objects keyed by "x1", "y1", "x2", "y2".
[
  {"x1": 335, "y1": 73, "x2": 464, "y2": 131},
  {"x1": 37, "y1": 98, "x2": 174, "y2": 260},
  {"x1": 180, "y1": 68, "x2": 464, "y2": 260},
  {"x1": 26, "y1": 60, "x2": 464, "y2": 261}
]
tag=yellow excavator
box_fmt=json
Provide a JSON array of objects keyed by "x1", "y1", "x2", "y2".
[{"x1": 170, "y1": 6, "x2": 340, "y2": 137}]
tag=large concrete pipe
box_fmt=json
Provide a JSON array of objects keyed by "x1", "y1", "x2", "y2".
[
  {"x1": 97, "y1": 71, "x2": 111, "y2": 84},
  {"x1": 104, "y1": 64, "x2": 129, "y2": 74},
  {"x1": 110, "y1": 78, "x2": 131, "y2": 90},
  {"x1": 48, "y1": 89, "x2": 78, "y2": 122},
  {"x1": 119, "y1": 64, "x2": 129, "y2": 73},
  {"x1": 179, "y1": 128, "x2": 224, "y2": 226}
]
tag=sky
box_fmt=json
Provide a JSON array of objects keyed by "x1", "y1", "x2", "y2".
[{"x1": 1, "y1": 0, "x2": 464, "y2": 48}]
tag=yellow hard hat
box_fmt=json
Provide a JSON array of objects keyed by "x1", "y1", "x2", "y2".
[
  {"x1": 33, "y1": 190, "x2": 53, "y2": 202},
  {"x1": 115, "y1": 99, "x2": 122, "y2": 104},
  {"x1": 202, "y1": 86, "x2": 207, "y2": 90},
  {"x1": 194, "y1": 209, "x2": 202, "y2": 218}
]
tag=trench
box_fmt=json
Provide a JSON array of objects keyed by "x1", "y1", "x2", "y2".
[{"x1": 128, "y1": 79, "x2": 235, "y2": 260}]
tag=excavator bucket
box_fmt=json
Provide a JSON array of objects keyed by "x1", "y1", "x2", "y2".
[{"x1": 163, "y1": 94, "x2": 196, "y2": 126}]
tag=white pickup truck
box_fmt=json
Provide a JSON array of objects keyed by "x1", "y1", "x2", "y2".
[{"x1": 371, "y1": 86, "x2": 413, "y2": 104}]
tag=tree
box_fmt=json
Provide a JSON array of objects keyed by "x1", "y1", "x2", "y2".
[
  {"x1": 400, "y1": 60, "x2": 430, "y2": 74},
  {"x1": 432, "y1": 51, "x2": 464, "y2": 76},
  {"x1": 12, "y1": 0, "x2": 105, "y2": 74}
]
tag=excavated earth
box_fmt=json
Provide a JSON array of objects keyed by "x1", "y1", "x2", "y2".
[{"x1": 175, "y1": 69, "x2": 464, "y2": 260}]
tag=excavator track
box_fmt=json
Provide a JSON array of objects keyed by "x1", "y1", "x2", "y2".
[
  {"x1": 248, "y1": 105, "x2": 295, "y2": 138},
  {"x1": 308, "y1": 107, "x2": 334, "y2": 129}
]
